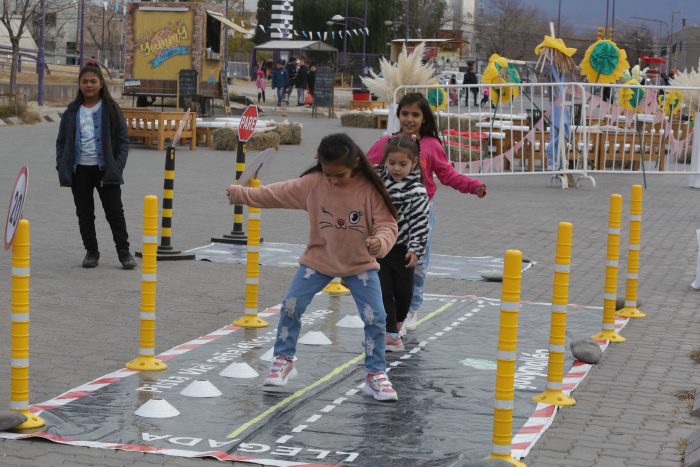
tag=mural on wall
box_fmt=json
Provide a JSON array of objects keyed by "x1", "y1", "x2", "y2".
[
  {"x1": 271, "y1": 0, "x2": 293, "y2": 40},
  {"x1": 133, "y1": 11, "x2": 194, "y2": 75}
]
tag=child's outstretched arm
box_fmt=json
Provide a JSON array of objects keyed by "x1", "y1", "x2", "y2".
[
  {"x1": 367, "y1": 191, "x2": 398, "y2": 258},
  {"x1": 427, "y1": 139, "x2": 487, "y2": 198},
  {"x1": 406, "y1": 190, "x2": 430, "y2": 263},
  {"x1": 226, "y1": 178, "x2": 308, "y2": 210}
]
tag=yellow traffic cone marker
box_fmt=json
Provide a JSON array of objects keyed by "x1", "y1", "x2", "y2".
[
  {"x1": 618, "y1": 185, "x2": 646, "y2": 318},
  {"x1": 533, "y1": 222, "x2": 576, "y2": 406},
  {"x1": 127, "y1": 195, "x2": 168, "y2": 371},
  {"x1": 234, "y1": 178, "x2": 269, "y2": 328},
  {"x1": 10, "y1": 220, "x2": 45, "y2": 429},
  {"x1": 592, "y1": 194, "x2": 626, "y2": 343},
  {"x1": 322, "y1": 277, "x2": 350, "y2": 294},
  {"x1": 487, "y1": 249, "x2": 526, "y2": 467}
]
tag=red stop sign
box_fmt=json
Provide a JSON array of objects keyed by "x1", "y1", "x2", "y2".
[{"x1": 238, "y1": 105, "x2": 258, "y2": 142}]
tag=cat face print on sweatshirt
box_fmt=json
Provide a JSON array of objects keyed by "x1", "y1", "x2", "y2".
[{"x1": 319, "y1": 206, "x2": 365, "y2": 233}]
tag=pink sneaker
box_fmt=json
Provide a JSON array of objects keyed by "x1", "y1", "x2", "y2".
[
  {"x1": 386, "y1": 334, "x2": 405, "y2": 352},
  {"x1": 363, "y1": 371, "x2": 398, "y2": 401},
  {"x1": 263, "y1": 355, "x2": 297, "y2": 386}
]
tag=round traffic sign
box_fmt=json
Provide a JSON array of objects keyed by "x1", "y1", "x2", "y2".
[
  {"x1": 4, "y1": 166, "x2": 29, "y2": 250},
  {"x1": 238, "y1": 105, "x2": 259, "y2": 143}
]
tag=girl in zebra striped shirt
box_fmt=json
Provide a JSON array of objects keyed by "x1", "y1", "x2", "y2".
[{"x1": 377, "y1": 135, "x2": 430, "y2": 352}]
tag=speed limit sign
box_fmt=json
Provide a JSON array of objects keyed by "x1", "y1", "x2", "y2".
[{"x1": 4, "y1": 166, "x2": 28, "y2": 250}]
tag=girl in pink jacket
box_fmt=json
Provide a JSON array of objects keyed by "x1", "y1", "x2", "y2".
[
  {"x1": 367, "y1": 92, "x2": 486, "y2": 334},
  {"x1": 227, "y1": 133, "x2": 400, "y2": 401}
]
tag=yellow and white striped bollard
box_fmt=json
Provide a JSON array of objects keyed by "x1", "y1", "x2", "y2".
[
  {"x1": 592, "y1": 194, "x2": 626, "y2": 343},
  {"x1": 618, "y1": 185, "x2": 645, "y2": 318},
  {"x1": 234, "y1": 178, "x2": 268, "y2": 328},
  {"x1": 126, "y1": 195, "x2": 168, "y2": 370},
  {"x1": 10, "y1": 219, "x2": 45, "y2": 429},
  {"x1": 532, "y1": 222, "x2": 576, "y2": 406},
  {"x1": 322, "y1": 277, "x2": 350, "y2": 294},
  {"x1": 487, "y1": 249, "x2": 526, "y2": 467}
]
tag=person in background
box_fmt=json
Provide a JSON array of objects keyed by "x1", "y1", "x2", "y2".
[
  {"x1": 463, "y1": 64, "x2": 479, "y2": 106},
  {"x1": 55, "y1": 61, "x2": 136, "y2": 270},
  {"x1": 367, "y1": 92, "x2": 486, "y2": 333},
  {"x1": 448, "y1": 74, "x2": 458, "y2": 105},
  {"x1": 295, "y1": 58, "x2": 309, "y2": 106},
  {"x1": 226, "y1": 133, "x2": 400, "y2": 401},
  {"x1": 272, "y1": 60, "x2": 288, "y2": 107},
  {"x1": 307, "y1": 62, "x2": 317, "y2": 101},
  {"x1": 256, "y1": 70, "x2": 266, "y2": 103},
  {"x1": 285, "y1": 57, "x2": 298, "y2": 105}
]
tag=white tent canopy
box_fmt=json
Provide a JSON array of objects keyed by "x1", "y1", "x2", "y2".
[{"x1": 254, "y1": 40, "x2": 338, "y2": 53}]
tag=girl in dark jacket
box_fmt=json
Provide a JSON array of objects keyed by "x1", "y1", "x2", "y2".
[{"x1": 56, "y1": 61, "x2": 136, "y2": 269}]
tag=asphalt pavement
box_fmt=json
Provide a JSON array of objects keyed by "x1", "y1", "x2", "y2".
[{"x1": 0, "y1": 114, "x2": 699, "y2": 466}]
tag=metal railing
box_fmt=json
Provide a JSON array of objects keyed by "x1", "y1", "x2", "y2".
[{"x1": 388, "y1": 82, "x2": 700, "y2": 185}]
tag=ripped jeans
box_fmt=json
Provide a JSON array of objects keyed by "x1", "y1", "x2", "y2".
[{"x1": 273, "y1": 265, "x2": 387, "y2": 373}]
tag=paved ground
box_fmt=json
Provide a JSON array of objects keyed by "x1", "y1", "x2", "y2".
[{"x1": 0, "y1": 113, "x2": 699, "y2": 466}]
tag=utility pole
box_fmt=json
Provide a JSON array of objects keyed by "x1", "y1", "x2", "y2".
[
  {"x1": 79, "y1": 0, "x2": 85, "y2": 66},
  {"x1": 37, "y1": 0, "x2": 45, "y2": 106},
  {"x1": 101, "y1": 1, "x2": 106, "y2": 65}
]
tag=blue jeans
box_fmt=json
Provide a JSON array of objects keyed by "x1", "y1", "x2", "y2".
[
  {"x1": 276, "y1": 87, "x2": 285, "y2": 106},
  {"x1": 410, "y1": 202, "x2": 435, "y2": 313},
  {"x1": 274, "y1": 265, "x2": 387, "y2": 372}
]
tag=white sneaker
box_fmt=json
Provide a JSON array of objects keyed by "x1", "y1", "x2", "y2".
[
  {"x1": 363, "y1": 371, "x2": 398, "y2": 401},
  {"x1": 404, "y1": 310, "x2": 418, "y2": 331},
  {"x1": 263, "y1": 355, "x2": 297, "y2": 386}
]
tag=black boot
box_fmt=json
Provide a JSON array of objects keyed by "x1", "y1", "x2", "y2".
[
  {"x1": 118, "y1": 250, "x2": 137, "y2": 270},
  {"x1": 82, "y1": 250, "x2": 100, "y2": 268}
]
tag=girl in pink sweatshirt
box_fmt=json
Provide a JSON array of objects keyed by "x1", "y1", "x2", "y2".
[
  {"x1": 367, "y1": 92, "x2": 487, "y2": 334},
  {"x1": 226, "y1": 133, "x2": 400, "y2": 401}
]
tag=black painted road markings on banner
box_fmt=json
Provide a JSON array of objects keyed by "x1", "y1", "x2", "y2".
[{"x1": 232, "y1": 298, "x2": 491, "y2": 447}]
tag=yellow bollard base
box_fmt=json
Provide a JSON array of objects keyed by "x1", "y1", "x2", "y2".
[
  {"x1": 13, "y1": 409, "x2": 45, "y2": 429},
  {"x1": 126, "y1": 356, "x2": 168, "y2": 371},
  {"x1": 591, "y1": 330, "x2": 626, "y2": 343},
  {"x1": 487, "y1": 454, "x2": 527, "y2": 467},
  {"x1": 532, "y1": 389, "x2": 576, "y2": 406},
  {"x1": 322, "y1": 282, "x2": 350, "y2": 294},
  {"x1": 617, "y1": 306, "x2": 646, "y2": 318},
  {"x1": 234, "y1": 315, "x2": 269, "y2": 328}
]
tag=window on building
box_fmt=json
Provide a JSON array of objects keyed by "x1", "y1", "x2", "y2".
[
  {"x1": 206, "y1": 15, "x2": 221, "y2": 53},
  {"x1": 45, "y1": 13, "x2": 56, "y2": 28}
]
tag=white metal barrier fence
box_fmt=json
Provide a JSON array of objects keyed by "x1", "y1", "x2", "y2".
[{"x1": 387, "y1": 82, "x2": 700, "y2": 185}]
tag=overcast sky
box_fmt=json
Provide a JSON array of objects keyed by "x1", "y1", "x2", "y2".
[{"x1": 514, "y1": 0, "x2": 700, "y2": 33}]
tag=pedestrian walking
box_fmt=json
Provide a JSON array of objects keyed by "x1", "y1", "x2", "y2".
[
  {"x1": 55, "y1": 61, "x2": 136, "y2": 270},
  {"x1": 271, "y1": 60, "x2": 288, "y2": 106},
  {"x1": 226, "y1": 133, "x2": 400, "y2": 401}
]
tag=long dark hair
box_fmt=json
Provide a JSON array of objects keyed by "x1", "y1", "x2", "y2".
[
  {"x1": 396, "y1": 92, "x2": 441, "y2": 142},
  {"x1": 301, "y1": 133, "x2": 397, "y2": 219},
  {"x1": 382, "y1": 135, "x2": 423, "y2": 183},
  {"x1": 76, "y1": 61, "x2": 115, "y2": 106}
]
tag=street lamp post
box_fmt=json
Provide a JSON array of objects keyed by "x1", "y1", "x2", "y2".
[
  {"x1": 101, "y1": 1, "x2": 107, "y2": 65},
  {"x1": 330, "y1": 0, "x2": 367, "y2": 72},
  {"x1": 37, "y1": 0, "x2": 45, "y2": 106}
]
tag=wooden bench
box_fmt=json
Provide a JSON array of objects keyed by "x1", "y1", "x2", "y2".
[
  {"x1": 122, "y1": 108, "x2": 197, "y2": 151},
  {"x1": 349, "y1": 100, "x2": 386, "y2": 111}
]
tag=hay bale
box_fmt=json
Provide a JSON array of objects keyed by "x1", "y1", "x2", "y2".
[
  {"x1": 212, "y1": 128, "x2": 237, "y2": 151},
  {"x1": 340, "y1": 111, "x2": 374, "y2": 128},
  {"x1": 247, "y1": 131, "x2": 280, "y2": 151},
  {"x1": 437, "y1": 114, "x2": 483, "y2": 133},
  {"x1": 212, "y1": 128, "x2": 280, "y2": 151},
  {"x1": 274, "y1": 120, "x2": 303, "y2": 145}
]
